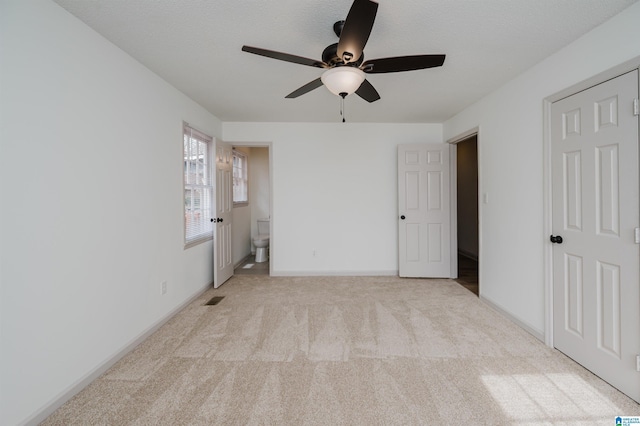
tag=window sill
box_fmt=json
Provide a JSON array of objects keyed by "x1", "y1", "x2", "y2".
[{"x1": 184, "y1": 235, "x2": 213, "y2": 250}]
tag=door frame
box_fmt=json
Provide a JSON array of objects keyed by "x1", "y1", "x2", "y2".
[
  {"x1": 447, "y1": 127, "x2": 482, "y2": 283},
  {"x1": 226, "y1": 141, "x2": 273, "y2": 276},
  {"x1": 543, "y1": 56, "x2": 640, "y2": 347}
]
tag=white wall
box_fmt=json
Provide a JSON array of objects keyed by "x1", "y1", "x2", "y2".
[
  {"x1": 231, "y1": 147, "x2": 252, "y2": 265},
  {"x1": 444, "y1": 2, "x2": 640, "y2": 337},
  {"x1": 232, "y1": 204, "x2": 252, "y2": 264},
  {"x1": 0, "y1": 1, "x2": 221, "y2": 424},
  {"x1": 223, "y1": 123, "x2": 443, "y2": 275}
]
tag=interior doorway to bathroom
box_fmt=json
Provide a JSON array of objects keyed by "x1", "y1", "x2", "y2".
[
  {"x1": 454, "y1": 135, "x2": 479, "y2": 295},
  {"x1": 230, "y1": 143, "x2": 272, "y2": 276}
]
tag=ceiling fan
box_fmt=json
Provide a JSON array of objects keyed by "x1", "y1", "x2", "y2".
[{"x1": 241, "y1": 0, "x2": 445, "y2": 104}]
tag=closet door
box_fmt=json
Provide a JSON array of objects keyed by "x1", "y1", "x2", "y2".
[{"x1": 398, "y1": 143, "x2": 451, "y2": 277}]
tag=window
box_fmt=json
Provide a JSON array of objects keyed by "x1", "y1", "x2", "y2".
[
  {"x1": 232, "y1": 149, "x2": 248, "y2": 205},
  {"x1": 183, "y1": 123, "x2": 213, "y2": 246}
]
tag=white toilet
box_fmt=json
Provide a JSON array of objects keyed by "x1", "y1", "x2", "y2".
[{"x1": 252, "y1": 218, "x2": 270, "y2": 263}]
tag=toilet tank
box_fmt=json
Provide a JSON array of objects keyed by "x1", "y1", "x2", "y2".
[{"x1": 257, "y1": 218, "x2": 270, "y2": 235}]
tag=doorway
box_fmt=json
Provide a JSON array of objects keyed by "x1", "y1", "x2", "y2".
[
  {"x1": 454, "y1": 135, "x2": 479, "y2": 296},
  {"x1": 229, "y1": 143, "x2": 272, "y2": 276}
]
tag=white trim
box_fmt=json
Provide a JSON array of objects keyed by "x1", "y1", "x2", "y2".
[
  {"x1": 22, "y1": 283, "x2": 213, "y2": 426},
  {"x1": 183, "y1": 234, "x2": 213, "y2": 250},
  {"x1": 234, "y1": 253, "x2": 253, "y2": 269},
  {"x1": 449, "y1": 143, "x2": 458, "y2": 279},
  {"x1": 543, "y1": 98, "x2": 554, "y2": 347},
  {"x1": 271, "y1": 270, "x2": 398, "y2": 277},
  {"x1": 542, "y1": 56, "x2": 640, "y2": 349},
  {"x1": 481, "y1": 294, "x2": 545, "y2": 342},
  {"x1": 447, "y1": 126, "x2": 480, "y2": 145},
  {"x1": 545, "y1": 57, "x2": 640, "y2": 104},
  {"x1": 182, "y1": 121, "x2": 213, "y2": 141}
]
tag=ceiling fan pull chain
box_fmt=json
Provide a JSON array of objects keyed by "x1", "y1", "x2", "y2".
[{"x1": 340, "y1": 92, "x2": 347, "y2": 123}]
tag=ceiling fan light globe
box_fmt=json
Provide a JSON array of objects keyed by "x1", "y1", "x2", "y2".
[{"x1": 321, "y1": 67, "x2": 365, "y2": 96}]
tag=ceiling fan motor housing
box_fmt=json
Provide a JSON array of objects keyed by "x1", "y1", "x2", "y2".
[{"x1": 322, "y1": 42, "x2": 363, "y2": 68}]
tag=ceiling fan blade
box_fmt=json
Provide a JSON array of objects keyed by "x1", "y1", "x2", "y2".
[
  {"x1": 337, "y1": 0, "x2": 378, "y2": 64},
  {"x1": 285, "y1": 78, "x2": 324, "y2": 98},
  {"x1": 361, "y1": 54, "x2": 446, "y2": 74},
  {"x1": 355, "y1": 79, "x2": 380, "y2": 103},
  {"x1": 242, "y1": 46, "x2": 327, "y2": 68}
]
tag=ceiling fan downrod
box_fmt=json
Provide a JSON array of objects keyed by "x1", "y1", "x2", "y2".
[{"x1": 340, "y1": 92, "x2": 347, "y2": 123}]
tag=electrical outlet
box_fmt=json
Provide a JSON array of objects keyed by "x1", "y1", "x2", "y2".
[{"x1": 161, "y1": 281, "x2": 167, "y2": 295}]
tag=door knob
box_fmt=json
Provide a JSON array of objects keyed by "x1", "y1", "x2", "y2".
[
  {"x1": 400, "y1": 215, "x2": 406, "y2": 220},
  {"x1": 210, "y1": 218, "x2": 214, "y2": 222},
  {"x1": 550, "y1": 235, "x2": 563, "y2": 244},
  {"x1": 217, "y1": 218, "x2": 223, "y2": 223}
]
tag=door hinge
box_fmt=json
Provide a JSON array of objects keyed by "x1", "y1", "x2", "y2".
[
  {"x1": 637, "y1": 354, "x2": 640, "y2": 372},
  {"x1": 634, "y1": 98, "x2": 639, "y2": 116},
  {"x1": 635, "y1": 228, "x2": 640, "y2": 244}
]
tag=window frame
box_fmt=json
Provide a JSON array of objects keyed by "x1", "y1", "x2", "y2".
[
  {"x1": 232, "y1": 149, "x2": 249, "y2": 207},
  {"x1": 183, "y1": 123, "x2": 213, "y2": 248}
]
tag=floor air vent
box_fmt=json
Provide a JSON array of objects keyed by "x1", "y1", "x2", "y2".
[{"x1": 205, "y1": 296, "x2": 224, "y2": 306}]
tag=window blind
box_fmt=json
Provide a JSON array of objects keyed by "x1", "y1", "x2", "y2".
[{"x1": 183, "y1": 124, "x2": 213, "y2": 245}]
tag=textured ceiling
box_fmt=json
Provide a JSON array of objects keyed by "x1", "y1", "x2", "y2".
[{"x1": 53, "y1": 0, "x2": 638, "y2": 123}]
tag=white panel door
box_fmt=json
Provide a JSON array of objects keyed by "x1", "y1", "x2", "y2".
[
  {"x1": 551, "y1": 70, "x2": 640, "y2": 402},
  {"x1": 398, "y1": 143, "x2": 451, "y2": 277},
  {"x1": 213, "y1": 139, "x2": 233, "y2": 288}
]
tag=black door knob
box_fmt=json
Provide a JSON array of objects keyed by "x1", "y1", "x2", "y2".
[
  {"x1": 217, "y1": 218, "x2": 223, "y2": 223},
  {"x1": 400, "y1": 215, "x2": 406, "y2": 220},
  {"x1": 210, "y1": 218, "x2": 214, "y2": 222},
  {"x1": 550, "y1": 235, "x2": 563, "y2": 244}
]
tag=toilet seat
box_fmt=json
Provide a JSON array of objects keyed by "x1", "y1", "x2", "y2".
[{"x1": 253, "y1": 235, "x2": 269, "y2": 245}]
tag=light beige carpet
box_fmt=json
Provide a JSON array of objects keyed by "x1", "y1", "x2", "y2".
[{"x1": 43, "y1": 276, "x2": 640, "y2": 425}]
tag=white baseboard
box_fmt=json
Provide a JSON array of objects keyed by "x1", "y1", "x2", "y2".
[
  {"x1": 233, "y1": 253, "x2": 252, "y2": 269},
  {"x1": 22, "y1": 283, "x2": 212, "y2": 426},
  {"x1": 271, "y1": 270, "x2": 398, "y2": 277},
  {"x1": 480, "y1": 294, "x2": 545, "y2": 342}
]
